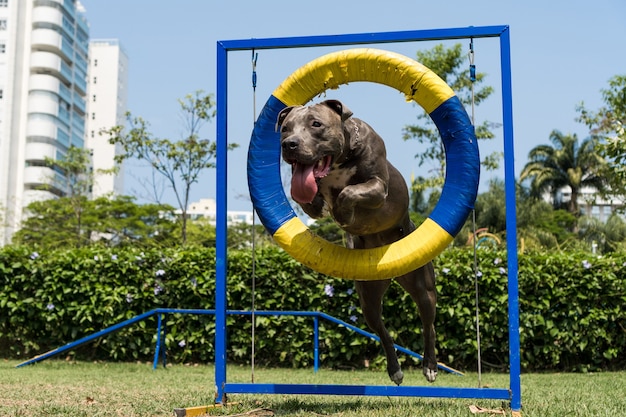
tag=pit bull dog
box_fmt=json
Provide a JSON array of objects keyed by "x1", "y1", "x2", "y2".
[{"x1": 277, "y1": 99, "x2": 438, "y2": 385}]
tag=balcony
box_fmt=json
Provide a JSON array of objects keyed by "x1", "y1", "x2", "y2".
[
  {"x1": 26, "y1": 114, "x2": 58, "y2": 138},
  {"x1": 30, "y1": 51, "x2": 72, "y2": 85},
  {"x1": 23, "y1": 166, "x2": 55, "y2": 187},
  {"x1": 28, "y1": 91, "x2": 60, "y2": 118},
  {"x1": 29, "y1": 73, "x2": 60, "y2": 94},
  {"x1": 31, "y1": 28, "x2": 65, "y2": 58},
  {"x1": 25, "y1": 142, "x2": 59, "y2": 162},
  {"x1": 32, "y1": 6, "x2": 64, "y2": 30}
]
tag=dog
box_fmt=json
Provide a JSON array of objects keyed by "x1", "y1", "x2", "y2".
[{"x1": 277, "y1": 99, "x2": 438, "y2": 385}]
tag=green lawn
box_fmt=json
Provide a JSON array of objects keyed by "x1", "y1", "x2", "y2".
[{"x1": 2, "y1": 359, "x2": 625, "y2": 416}]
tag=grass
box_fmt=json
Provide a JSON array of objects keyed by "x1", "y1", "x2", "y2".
[{"x1": 2, "y1": 359, "x2": 626, "y2": 416}]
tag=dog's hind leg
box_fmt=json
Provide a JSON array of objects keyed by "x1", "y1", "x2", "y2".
[
  {"x1": 354, "y1": 279, "x2": 405, "y2": 385},
  {"x1": 396, "y1": 262, "x2": 438, "y2": 383}
]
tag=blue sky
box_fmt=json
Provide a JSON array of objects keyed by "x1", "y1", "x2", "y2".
[{"x1": 80, "y1": 0, "x2": 626, "y2": 212}]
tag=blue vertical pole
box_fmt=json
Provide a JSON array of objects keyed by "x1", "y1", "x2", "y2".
[
  {"x1": 500, "y1": 26, "x2": 522, "y2": 413},
  {"x1": 153, "y1": 313, "x2": 163, "y2": 370},
  {"x1": 313, "y1": 316, "x2": 319, "y2": 372},
  {"x1": 215, "y1": 41, "x2": 229, "y2": 404}
]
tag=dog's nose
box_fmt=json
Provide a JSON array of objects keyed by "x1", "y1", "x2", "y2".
[{"x1": 282, "y1": 137, "x2": 299, "y2": 152}]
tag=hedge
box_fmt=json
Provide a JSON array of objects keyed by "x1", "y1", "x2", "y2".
[{"x1": 1, "y1": 245, "x2": 625, "y2": 372}]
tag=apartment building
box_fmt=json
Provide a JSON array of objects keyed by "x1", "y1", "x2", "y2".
[
  {"x1": 85, "y1": 39, "x2": 128, "y2": 199},
  {"x1": 0, "y1": 1, "x2": 125, "y2": 244}
]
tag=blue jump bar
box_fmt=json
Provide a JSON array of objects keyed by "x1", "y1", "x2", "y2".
[
  {"x1": 225, "y1": 383, "x2": 511, "y2": 400},
  {"x1": 218, "y1": 25, "x2": 508, "y2": 51}
]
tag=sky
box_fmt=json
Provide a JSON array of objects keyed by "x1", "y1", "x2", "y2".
[{"x1": 79, "y1": 0, "x2": 626, "y2": 212}]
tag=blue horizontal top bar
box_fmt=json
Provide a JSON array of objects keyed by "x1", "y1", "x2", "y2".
[
  {"x1": 218, "y1": 25, "x2": 508, "y2": 51},
  {"x1": 225, "y1": 383, "x2": 511, "y2": 400}
]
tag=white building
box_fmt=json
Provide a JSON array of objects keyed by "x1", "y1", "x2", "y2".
[
  {"x1": 85, "y1": 39, "x2": 128, "y2": 198},
  {"x1": 181, "y1": 198, "x2": 254, "y2": 225},
  {"x1": 0, "y1": 0, "x2": 90, "y2": 244},
  {"x1": 555, "y1": 186, "x2": 625, "y2": 222}
]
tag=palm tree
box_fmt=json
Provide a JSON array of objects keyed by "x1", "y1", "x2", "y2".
[{"x1": 520, "y1": 130, "x2": 607, "y2": 216}]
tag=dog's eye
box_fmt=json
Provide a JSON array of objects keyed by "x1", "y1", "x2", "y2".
[{"x1": 311, "y1": 120, "x2": 322, "y2": 128}]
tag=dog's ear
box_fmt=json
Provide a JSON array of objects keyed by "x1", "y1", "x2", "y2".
[
  {"x1": 321, "y1": 100, "x2": 353, "y2": 121},
  {"x1": 276, "y1": 106, "x2": 297, "y2": 132}
]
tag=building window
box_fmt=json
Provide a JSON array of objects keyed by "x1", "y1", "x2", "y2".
[
  {"x1": 94, "y1": 59, "x2": 98, "y2": 67},
  {"x1": 0, "y1": 43, "x2": 5, "y2": 53},
  {"x1": 0, "y1": 0, "x2": 7, "y2": 7},
  {"x1": 0, "y1": 19, "x2": 6, "y2": 30},
  {"x1": 591, "y1": 206, "x2": 601, "y2": 219},
  {"x1": 91, "y1": 113, "x2": 95, "y2": 120},
  {"x1": 91, "y1": 130, "x2": 94, "y2": 138},
  {"x1": 93, "y1": 76, "x2": 97, "y2": 84},
  {"x1": 92, "y1": 94, "x2": 96, "y2": 102},
  {"x1": 0, "y1": 89, "x2": 3, "y2": 99}
]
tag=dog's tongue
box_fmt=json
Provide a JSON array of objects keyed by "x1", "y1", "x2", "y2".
[{"x1": 291, "y1": 162, "x2": 317, "y2": 204}]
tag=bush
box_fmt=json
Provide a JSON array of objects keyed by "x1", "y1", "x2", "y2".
[{"x1": 1, "y1": 245, "x2": 625, "y2": 372}]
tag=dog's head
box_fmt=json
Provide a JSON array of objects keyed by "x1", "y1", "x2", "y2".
[{"x1": 276, "y1": 100, "x2": 353, "y2": 204}]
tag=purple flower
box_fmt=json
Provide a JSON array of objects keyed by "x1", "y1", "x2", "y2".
[
  {"x1": 155, "y1": 269, "x2": 165, "y2": 277},
  {"x1": 582, "y1": 260, "x2": 591, "y2": 269},
  {"x1": 324, "y1": 284, "x2": 334, "y2": 297},
  {"x1": 30, "y1": 252, "x2": 39, "y2": 260},
  {"x1": 349, "y1": 305, "x2": 357, "y2": 313},
  {"x1": 125, "y1": 294, "x2": 133, "y2": 303},
  {"x1": 190, "y1": 278, "x2": 197, "y2": 288},
  {"x1": 476, "y1": 271, "x2": 483, "y2": 278},
  {"x1": 154, "y1": 284, "x2": 163, "y2": 295},
  {"x1": 111, "y1": 254, "x2": 118, "y2": 260},
  {"x1": 350, "y1": 315, "x2": 358, "y2": 323},
  {"x1": 178, "y1": 340, "x2": 186, "y2": 348},
  {"x1": 499, "y1": 267, "x2": 507, "y2": 275},
  {"x1": 346, "y1": 288, "x2": 354, "y2": 295},
  {"x1": 46, "y1": 303, "x2": 55, "y2": 311},
  {"x1": 494, "y1": 258, "x2": 502, "y2": 265},
  {"x1": 442, "y1": 268, "x2": 450, "y2": 275}
]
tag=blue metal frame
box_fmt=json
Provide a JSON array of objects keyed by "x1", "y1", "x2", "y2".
[
  {"x1": 17, "y1": 308, "x2": 463, "y2": 375},
  {"x1": 216, "y1": 25, "x2": 520, "y2": 411}
]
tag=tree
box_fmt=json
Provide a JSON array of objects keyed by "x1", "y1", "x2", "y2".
[
  {"x1": 102, "y1": 90, "x2": 238, "y2": 245},
  {"x1": 90, "y1": 196, "x2": 177, "y2": 246},
  {"x1": 403, "y1": 43, "x2": 500, "y2": 193},
  {"x1": 13, "y1": 195, "x2": 176, "y2": 248},
  {"x1": 577, "y1": 74, "x2": 626, "y2": 199},
  {"x1": 577, "y1": 214, "x2": 626, "y2": 254},
  {"x1": 519, "y1": 130, "x2": 606, "y2": 216},
  {"x1": 40, "y1": 146, "x2": 107, "y2": 245},
  {"x1": 456, "y1": 178, "x2": 578, "y2": 250}
]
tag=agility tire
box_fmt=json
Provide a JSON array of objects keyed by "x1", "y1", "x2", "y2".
[{"x1": 247, "y1": 48, "x2": 480, "y2": 280}]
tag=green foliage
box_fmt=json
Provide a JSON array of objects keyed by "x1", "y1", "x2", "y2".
[
  {"x1": 1, "y1": 245, "x2": 625, "y2": 373},
  {"x1": 101, "y1": 90, "x2": 238, "y2": 245},
  {"x1": 13, "y1": 196, "x2": 176, "y2": 248},
  {"x1": 578, "y1": 74, "x2": 626, "y2": 200},
  {"x1": 520, "y1": 130, "x2": 607, "y2": 215},
  {"x1": 403, "y1": 43, "x2": 499, "y2": 192},
  {"x1": 308, "y1": 217, "x2": 345, "y2": 245}
]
